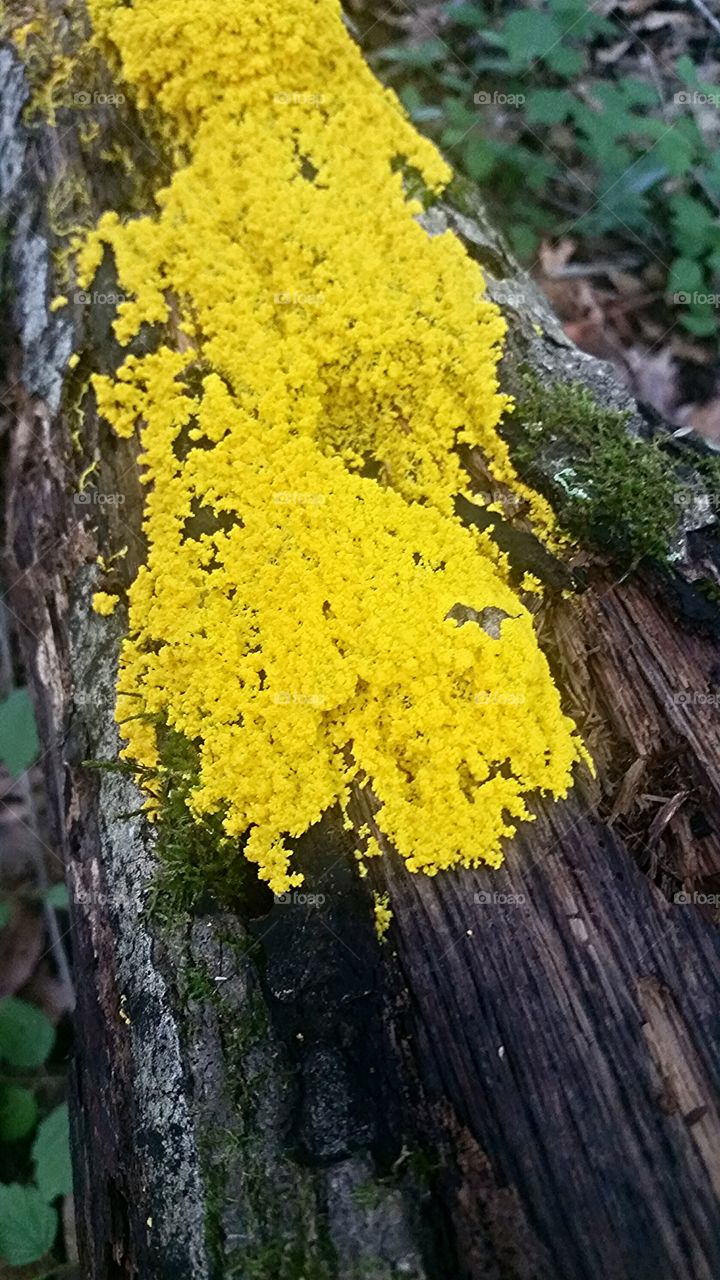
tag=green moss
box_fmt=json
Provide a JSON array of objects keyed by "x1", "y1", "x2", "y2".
[
  {"x1": 352, "y1": 1180, "x2": 386, "y2": 1211},
  {"x1": 695, "y1": 453, "x2": 720, "y2": 517},
  {"x1": 146, "y1": 727, "x2": 251, "y2": 926},
  {"x1": 226, "y1": 1238, "x2": 336, "y2": 1280},
  {"x1": 507, "y1": 373, "x2": 688, "y2": 562}
]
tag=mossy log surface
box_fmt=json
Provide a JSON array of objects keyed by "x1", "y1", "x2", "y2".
[{"x1": 2, "y1": 14, "x2": 720, "y2": 1280}]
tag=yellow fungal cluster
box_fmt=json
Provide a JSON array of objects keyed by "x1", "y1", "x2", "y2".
[
  {"x1": 77, "y1": 0, "x2": 586, "y2": 894},
  {"x1": 92, "y1": 590, "x2": 120, "y2": 617}
]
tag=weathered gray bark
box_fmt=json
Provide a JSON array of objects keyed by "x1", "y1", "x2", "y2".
[{"x1": 2, "y1": 11, "x2": 720, "y2": 1280}]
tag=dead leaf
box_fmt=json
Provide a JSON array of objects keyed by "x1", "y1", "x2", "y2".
[
  {"x1": 624, "y1": 348, "x2": 682, "y2": 422},
  {"x1": 0, "y1": 902, "x2": 44, "y2": 997},
  {"x1": 684, "y1": 397, "x2": 720, "y2": 444},
  {"x1": 538, "y1": 238, "x2": 577, "y2": 275}
]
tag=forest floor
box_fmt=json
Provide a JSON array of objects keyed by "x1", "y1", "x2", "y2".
[{"x1": 350, "y1": 0, "x2": 720, "y2": 442}]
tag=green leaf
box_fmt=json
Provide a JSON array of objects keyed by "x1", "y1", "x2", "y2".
[
  {"x1": 618, "y1": 78, "x2": 659, "y2": 109},
  {"x1": 546, "y1": 45, "x2": 584, "y2": 78},
  {"x1": 524, "y1": 88, "x2": 571, "y2": 125},
  {"x1": 0, "y1": 902, "x2": 9, "y2": 930},
  {"x1": 462, "y1": 135, "x2": 495, "y2": 180},
  {"x1": 657, "y1": 125, "x2": 698, "y2": 178},
  {"x1": 670, "y1": 195, "x2": 717, "y2": 256},
  {"x1": 676, "y1": 54, "x2": 699, "y2": 88},
  {"x1": 0, "y1": 1086, "x2": 38, "y2": 1142},
  {"x1": 682, "y1": 308, "x2": 717, "y2": 337},
  {"x1": 33, "y1": 1104, "x2": 72, "y2": 1201},
  {"x1": 509, "y1": 224, "x2": 539, "y2": 260},
  {"x1": 0, "y1": 999, "x2": 55, "y2": 1069},
  {"x1": 45, "y1": 883, "x2": 69, "y2": 910},
  {"x1": 447, "y1": 3, "x2": 486, "y2": 26},
  {"x1": 669, "y1": 256, "x2": 705, "y2": 294},
  {"x1": 501, "y1": 11, "x2": 562, "y2": 66},
  {"x1": 0, "y1": 689, "x2": 39, "y2": 778},
  {"x1": 0, "y1": 1183, "x2": 57, "y2": 1266}
]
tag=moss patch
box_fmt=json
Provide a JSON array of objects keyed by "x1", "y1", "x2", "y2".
[
  {"x1": 507, "y1": 373, "x2": 687, "y2": 562},
  {"x1": 146, "y1": 728, "x2": 252, "y2": 926}
]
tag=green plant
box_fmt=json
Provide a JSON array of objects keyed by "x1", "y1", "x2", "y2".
[
  {"x1": 0, "y1": 687, "x2": 39, "y2": 777},
  {"x1": 375, "y1": 0, "x2": 720, "y2": 338},
  {"x1": 0, "y1": 1000, "x2": 72, "y2": 1269},
  {"x1": 0, "y1": 682, "x2": 72, "y2": 1272}
]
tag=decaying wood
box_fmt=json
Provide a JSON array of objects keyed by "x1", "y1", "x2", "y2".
[{"x1": 2, "y1": 11, "x2": 720, "y2": 1280}]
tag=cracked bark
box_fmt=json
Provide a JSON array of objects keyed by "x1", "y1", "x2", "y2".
[{"x1": 2, "y1": 13, "x2": 720, "y2": 1280}]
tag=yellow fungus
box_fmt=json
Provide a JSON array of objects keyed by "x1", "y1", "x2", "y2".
[
  {"x1": 92, "y1": 591, "x2": 119, "y2": 616},
  {"x1": 77, "y1": 0, "x2": 588, "y2": 894},
  {"x1": 374, "y1": 893, "x2": 393, "y2": 942}
]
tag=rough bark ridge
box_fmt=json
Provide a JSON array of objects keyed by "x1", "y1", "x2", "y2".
[{"x1": 2, "y1": 9, "x2": 720, "y2": 1279}]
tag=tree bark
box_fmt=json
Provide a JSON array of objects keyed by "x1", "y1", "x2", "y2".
[{"x1": 2, "y1": 10, "x2": 720, "y2": 1280}]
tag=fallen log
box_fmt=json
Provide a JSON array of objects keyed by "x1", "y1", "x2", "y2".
[{"x1": 2, "y1": 5, "x2": 720, "y2": 1279}]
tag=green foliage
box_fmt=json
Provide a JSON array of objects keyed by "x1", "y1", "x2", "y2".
[
  {"x1": 510, "y1": 375, "x2": 684, "y2": 560},
  {"x1": 45, "y1": 884, "x2": 70, "y2": 910},
  {"x1": 377, "y1": 0, "x2": 720, "y2": 339},
  {"x1": 33, "y1": 1105, "x2": 72, "y2": 1202},
  {"x1": 0, "y1": 685, "x2": 71, "y2": 1273},
  {"x1": 0, "y1": 1085, "x2": 38, "y2": 1142},
  {"x1": 0, "y1": 998, "x2": 55, "y2": 1069},
  {"x1": 148, "y1": 726, "x2": 251, "y2": 925},
  {"x1": 0, "y1": 688, "x2": 39, "y2": 777},
  {"x1": 0, "y1": 1010, "x2": 71, "y2": 1270},
  {"x1": 0, "y1": 1183, "x2": 57, "y2": 1266}
]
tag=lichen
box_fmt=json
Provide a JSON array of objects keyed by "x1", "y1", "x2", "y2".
[{"x1": 75, "y1": 0, "x2": 588, "y2": 894}]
